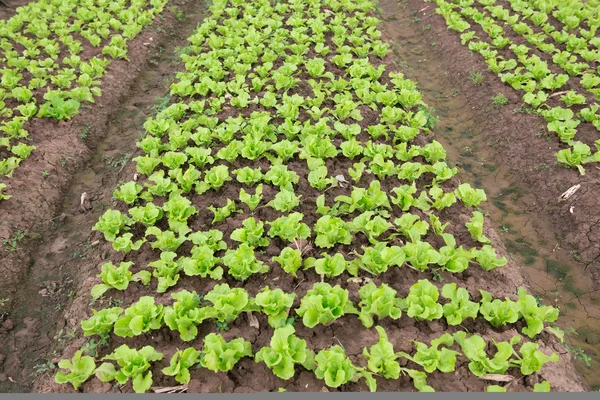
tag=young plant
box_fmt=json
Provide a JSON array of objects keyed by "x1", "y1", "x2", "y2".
[
  {"x1": 203, "y1": 283, "x2": 253, "y2": 324},
  {"x1": 162, "y1": 348, "x2": 200, "y2": 385},
  {"x1": 314, "y1": 345, "x2": 358, "y2": 388},
  {"x1": 479, "y1": 290, "x2": 520, "y2": 328},
  {"x1": 113, "y1": 296, "x2": 164, "y2": 338},
  {"x1": 255, "y1": 325, "x2": 315, "y2": 380},
  {"x1": 90, "y1": 261, "x2": 150, "y2": 299},
  {"x1": 81, "y1": 307, "x2": 123, "y2": 338},
  {"x1": 272, "y1": 247, "x2": 303, "y2": 277},
  {"x1": 95, "y1": 345, "x2": 163, "y2": 393},
  {"x1": 254, "y1": 286, "x2": 296, "y2": 328},
  {"x1": 441, "y1": 283, "x2": 479, "y2": 325},
  {"x1": 399, "y1": 279, "x2": 443, "y2": 321},
  {"x1": 296, "y1": 282, "x2": 358, "y2": 328},
  {"x1": 199, "y1": 333, "x2": 252, "y2": 373},
  {"x1": 357, "y1": 282, "x2": 402, "y2": 328},
  {"x1": 230, "y1": 217, "x2": 269, "y2": 247},
  {"x1": 54, "y1": 350, "x2": 96, "y2": 390},
  {"x1": 164, "y1": 290, "x2": 210, "y2": 342},
  {"x1": 397, "y1": 333, "x2": 460, "y2": 373},
  {"x1": 222, "y1": 243, "x2": 269, "y2": 281}
]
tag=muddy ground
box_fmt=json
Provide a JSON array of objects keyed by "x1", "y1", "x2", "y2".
[{"x1": 0, "y1": 0, "x2": 592, "y2": 393}]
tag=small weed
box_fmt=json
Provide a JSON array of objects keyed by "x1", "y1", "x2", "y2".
[
  {"x1": 431, "y1": 41, "x2": 436, "y2": 47},
  {"x1": 0, "y1": 298, "x2": 8, "y2": 307},
  {"x1": 451, "y1": 88, "x2": 460, "y2": 97},
  {"x1": 81, "y1": 337, "x2": 110, "y2": 358},
  {"x1": 54, "y1": 327, "x2": 77, "y2": 343},
  {"x1": 499, "y1": 225, "x2": 509, "y2": 233},
  {"x1": 470, "y1": 67, "x2": 484, "y2": 85},
  {"x1": 422, "y1": 24, "x2": 431, "y2": 32},
  {"x1": 108, "y1": 297, "x2": 124, "y2": 308},
  {"x1": 41, "y1": 170, "x2": 49, "y2": 178},
  {"x1": 565, "y1": 344, "x2": 592, "y2": 367},
  {"x1": 491, "y1": 93, "x2": 508, "y2": 108},
  {"x1": 216, "y1": 321, "x2": 230, "y2": 332},
  {"x1": 2, "y1": 230, "x2": 26, "y2": 251},
  {"x1": 101, "y1": 153, "x2": 132, "y2": 169},
  {"x1": 150, "y1": 95, "x2": 171, "y2": 113},
  {"x1": 535, "y1": 162, "x2": 550, "y2": 170},
  {"x1": 32, "y1": 358, "x2": 56, "y2": 377},
  {"x1": 431, "y1": 269, "x2": 444, "y2": 282},
  {"x1": 169, "y1": 6, "x2": 185, "y2": 22},
  {"x1": 571, "y1": 250, "x2": 582, "y2": 262},
  {"x1": 80, "y1": 124, "x2": 90, "y2": 139},
  {"x1": 60, "y1": 156, "x2": 69, "y2": 166}
]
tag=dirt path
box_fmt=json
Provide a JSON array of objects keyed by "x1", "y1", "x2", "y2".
[
  {"x1": 379, "y1": 0, "x2": 600, "y2": 388},
  {"x1": 0, "y1": 0, "x2": 207, "y2": 391}
]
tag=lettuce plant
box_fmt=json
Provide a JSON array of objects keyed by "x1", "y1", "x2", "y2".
[
  {"x1": 399, "y1": 279, "x2": 443, "y2": 321},
  {"x1": 113, "y1": 296, "x2": 164, "y2": 338},
  {"x1": 304, "y1": 253, "x2": 348, "y2": 278},
  {"x1": 272, "y1": 247, "x2": 303, "y2": 277},
  {"x1": 162, "y1": 348, "x2": 200, "y2": 384},
  {"x1": 93, "y1": 209, "x2": 130, "y2": 242},
  {"x1": 90, "y1": 261, "x2": 150, "y2": 299},
  {"x1": 148, "y1": 251, "x2": 183, "y2": 293},
  {"x1": 517, "y1": 288, "x2": 559, "y2": 338},
  {"x1": 314, "y1": 345, "x2": 358, "y2": 388},
  {"x1": 255, "y1": 286, "x2": 296, "y2": 328},
  {"x1": 81, "y1": 307, "x2": 123, "y2": 338},
  {"x1": 397, "y1": 333, "x2": 459, "y2": 373},
  {"x1": 479, "y1": 290, "x2": 520, "y2": 328},
  {"x1": 179, "y1": 245, "x2": 223, "y2": 279},
  {"x1": 95, "y1": 345, "x2": 163, "y2": 393},
  {"x1": 200, "y1": 333, "x2": 252, "y2": 373},
  {"x1": 267, "y1": 212, "x2": 311, "y2": 242},
  {"x1": 255, "y1": 325, "x2": 315, "y2": 380},
  {"x1": 164, "y1": 290, "x2": 210, "y2": 342},
  {"x1": 455, "y1": 183, "x2": 487, "y2": 207},
  {"x1": 203, "y1": 283, "x2": 253, "y2": 323},
  {"x1": 357, "y1": 282, "x2": 402, "y2": 328},
  {"x1": 222, "y1": 243, "x2": 269, "y2": 281},
  {"x1": 296, "y1": 282, "x2": 358, "y2": 328},
  {"x1": 230, "y1": 217, "x2": 269, "y2": 247},
  {"x1": 54, "y1": 350, "x2": 96, "y2": 390},
  {"x1": 441, "y1": 283, "x2": 479, "y2": 325}
]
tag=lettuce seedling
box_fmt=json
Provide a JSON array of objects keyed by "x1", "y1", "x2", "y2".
[
  {"x1": 148, "y1": 251, "x2": 183, "y2": 293},
  {"x1": 466, "y1": 211, "x2": 491, "y2": 244},
  {"x1": 91, "y1": 261, "x2": 150, "y2": 299},
  {"x1": 399, "y1": 279, "x2": 443, "y2": 321},
  {"x1": 255, "y1": 286, "x2": 297, "y2": 328},
  {"x1": 305, "y1": 253, "x2": 348, "y2": 278},
  {"x1": 397, "y1": 333, "x2": 459, "y2": 373},
  {"x1": 313, "y1": 215, "x2": 352, "y2": 248},
  {"x1": 162, "y1": 193, "x2": 197, "y2": 235},
  {"x1": 55, "y1": 350, "x2": 96, "y2": 390},
  {"x1": 222, "y1": 243, "x2": 269, "y2": 281},
  {"x1": 267, "y1": 212, "x2": 311, "y2": 242},
  {"x1": 129, "y1": 203, "x2": 163, "y2": 227},
  {"x1": 196, "y1": 165, "x2": 232, "y2": 194},
  {"x1": 272, "y1": 247, "x2": 303, "y2": 277},
  {"x1": 203, "y1": 283, "x2": 253, "y2": 323},
  {"x1": 479, "y1": 290, "x2": 520, "y2": 328},
  {"x1": 256, "y1": 325, "x2": 315, "y2": 379},
  {"x1": 512, "y1": 342, "x2": 559, "y2": 375},
  {"x1": 114, "y1": 296, "x2": 164, "y2": 338},
  {"x1": 95, "y1": 345, "x2": 163, "y2": 393},
  {"x1": 231, "y1": 217, "x2": 270, "y2": 247},
  {"x1": 314, "y1": 345, "x2": 357, "y2": 388},
  {"x1": 200, "y1": 333, "x2": 252, "y2": 373},
  {"x1": 517, "y1": 288, "x2": 559, "y2": 338},
  {"x1": 179, "y1": 245, "x2": 223, "y2": 279},
  {"x1": 351, "y1": 211, "x2": 393, "y2": 244},
  {"x1": 93, "y1": 209, "x2": 130, "y2": 242},
  {"x1": 208, "y1": 199, "x2": 239, "y2": 224},
  {"x1": 164, "y1": 290, "x2": 210, "y2": 342},
  {"x1": 145, "y1": 226, "x2": 187, "y2": 252},
  {"x1": 239, "y1": 184, "x2": 263, "y2": 211},
  {"x1": 473, "y1": 245, "x2": 507, "y2": 271},
  {"x1": 402, "y1": 241, "x2": 440, "y2": 272},
  {"x1": 453, "y1": 332, "x2": 518, "y2": 376},
  {"x1": 296, "y1": 282, "x2": 358, "y2": 328},
  {"x1": 455, "y1": 183, "x2": 487, "y2": 207},
  {"x1": 162, "y1": 348, "x2": 200, "y2": 384},
  {"x1": 81, "y1": 307, "x2": 123, "y2": 338},
  {"x1": 441, "y1": 283, "x2": 479, "y2": 325},
  {"x1": 358, "y1": 282, "x2": 402, "y2": 328}
]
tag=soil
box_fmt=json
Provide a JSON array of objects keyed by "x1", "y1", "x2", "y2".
[
  {"x1": 0, "y1": 0, "x2": 590, "y2": 394},
  {"x1": 389, "y1": 0, "x2": 600, "y2": 287}
]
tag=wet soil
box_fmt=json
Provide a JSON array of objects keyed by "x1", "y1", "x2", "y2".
[{"x1": 380, "y1": 0, "x2": 600, "y2": 389}]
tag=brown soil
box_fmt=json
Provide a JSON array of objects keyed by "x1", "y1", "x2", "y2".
[
  {"x1": 0, "y1": 0, "x2": 588, "y2": 393},
  {"x1": 388, "y1": 0, "x2": 600, "y2": 286}
]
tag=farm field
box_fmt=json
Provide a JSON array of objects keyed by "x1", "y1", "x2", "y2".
[{"x1": 0, "y1": 0, "x2": 597, "y2": 394}]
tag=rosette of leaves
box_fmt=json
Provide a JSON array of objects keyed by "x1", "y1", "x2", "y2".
[
  {"x1": 255, "y1": 325, "x2": 315, "y2": 380},
  {"x1": 296, "y1": 282, "x2": 358, "y2": 328},
  {"x1": 255, "y1": 286, "x2": 296, "y2": 328},
  {"x1": 95, "y1": 345, "x2": 163, "y2": 393},
  {"x1": 357, "y1": 282, "x2": 402, "y2": 328},
  {"x1": 90, "y1": 261, "x2": 150, "y2": 299},
  {"x1": 199, "y1": 333, "x2": 252, "y2": 373},
  {"x1": 398, "y1": 279, "x2": 443, "y2": 321}
]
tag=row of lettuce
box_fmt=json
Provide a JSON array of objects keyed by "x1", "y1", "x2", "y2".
[
  {"x1": 0, "y1": 0, "x2": 171, "y2": 200},
  {"x1": 429, "y1": 0, "x2": 600, "y2": 174},
  {"x1": 53, "y1": 0, "x2": 564, "y2": 393}
]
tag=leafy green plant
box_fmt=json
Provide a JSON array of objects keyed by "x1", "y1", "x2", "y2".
[
  {"x1": 81, "y1": 307, "x2": 123, "y2": 338},
  {"x1": 255, "y1": 325, "x2": 315, "y2": 380},
  {"x1": 296, "y1": 282, "x2": 358, "y2": 328},
  {"x1": 164, "y1": 290, "x2": 209, "y2": 342},
  {"x1": 95, "y1": 345, "x2": 163, "y2": 393},
  {"x1": 255, "y1": 286, "x2": 296, "y2": 328},
  {"x1": 54, "y1": 350, "x2": 96, "y2": 390},
  {"x1": 199, "y1": 333, "x2": 252, "y2": 372},
  {"x1": 203, "y1": 283, "x2": 253, "y2": 323},
  {"x1": 399, "y1": 279, "x2": 443, "y2": 321},
  {"x1": 90, "y1": 261, "x2": 150, "y2": 299},
  {"x1": 398, "y1": 333, "x2": 459, "y2": 373},
  {"x1": 357, "y1": 282, "x2": 402, "y2": 328},
  {"x1": 162, "y1": 348, "x2": 200, "y2": 385},
  {"x1": 113, "y1": 296, "x2": 164, "y2": 338},
  {"x1": 222, "y1": 243, "x2": 269, "y2": 281},
  {"x1": 441, "y1": 283, "x2": 479, "y2": 325},
  {"x1": 314, "y1": 345, "x2": 358, "y2": 388}
]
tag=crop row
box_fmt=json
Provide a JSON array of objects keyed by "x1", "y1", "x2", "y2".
[
  {"x1": 55, "y1": 324, "x2": 556, "y2": 393},
  {"x1": 0, "y1": 0, "x2": 171, "y2": 199},
  {"x1": 52, "y1": 0, "x2": 563, "y2": 393},
  {"x1": 429, "y1": 0, "x2": 600, "y2": 173},
  {"x1": 83, "y1": 278, "x2": 558, "y2": 341}
]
